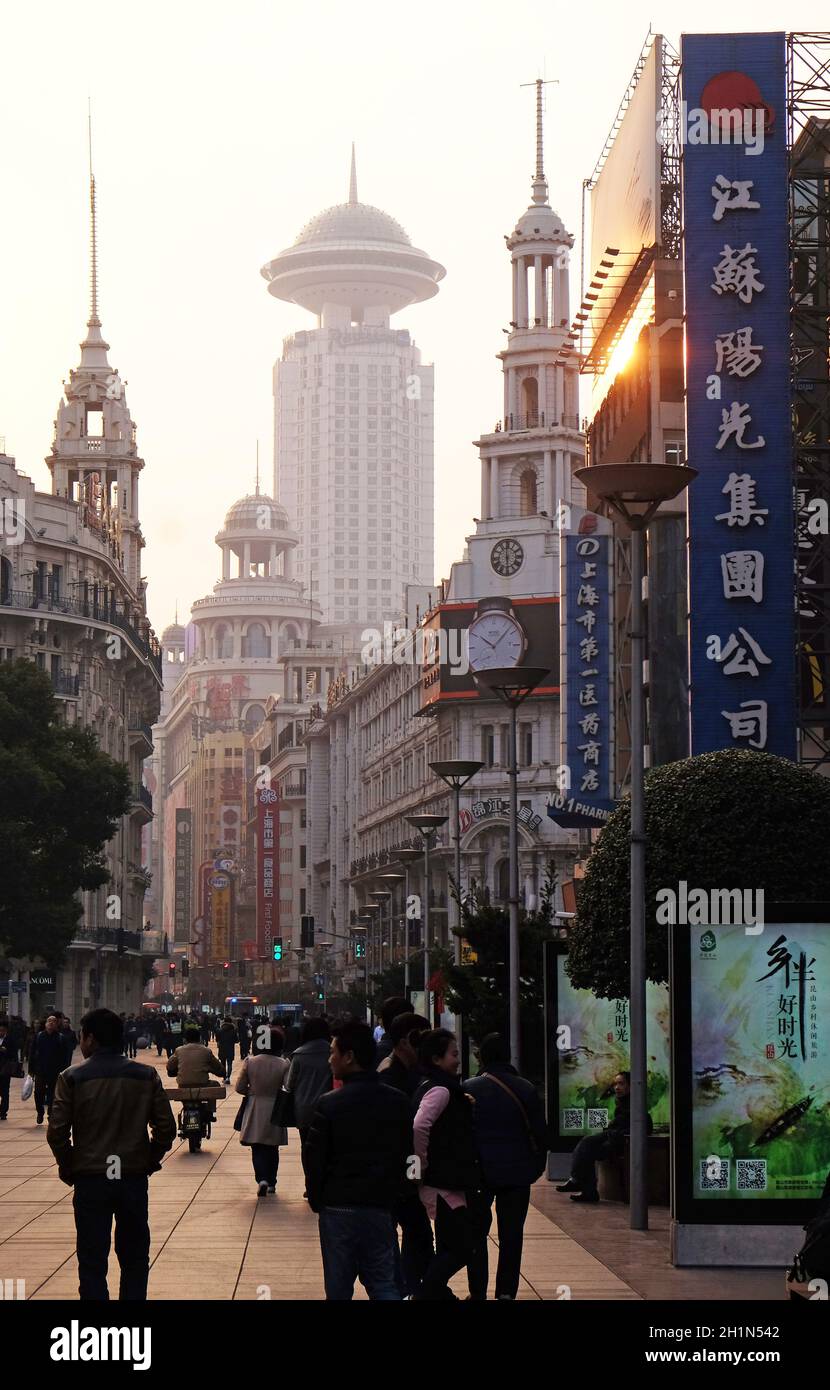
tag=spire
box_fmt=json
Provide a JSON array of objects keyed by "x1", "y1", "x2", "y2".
[
  {"x1": 88, "y1": 102, "x2": 100, "y2": 328},
  {"x1": 521, "y1": 77, "x2": 557, "y2": 206},
  {"x1": 80, "y1": 102, "x2": 111, "y2": 368},
  {"x1": 348, "y1": 143, "x2": 358, "y2": 204},
  {"x1": 255, "y1": 440, "x2": 260, "y2": 495}
]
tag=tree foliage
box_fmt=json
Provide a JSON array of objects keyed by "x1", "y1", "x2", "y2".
[
  {"x1": 441, "y1": 863, "x2": 560, "y2": 1081},
  {"x1": 567, "y1": 748, "x2": 830, "y2": 998},
  {"x1": 0, "y1": 660, "x2": 132, "y2": 963}
]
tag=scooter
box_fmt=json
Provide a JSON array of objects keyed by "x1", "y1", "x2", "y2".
[{"x1": 168, "y1": 1084, "x2": 226, "y2": 1152}]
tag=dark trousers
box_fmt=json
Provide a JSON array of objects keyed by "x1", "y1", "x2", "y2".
[
  {"x1": 571, "y1": 1134, "x2": 614, "y2": 1197},
  {"x1": 467, "y1": 1185, "x2": 530, "y2": 1300},
  {"x1": 34, "y1": 1075, "x2": 57, "y2": 1118},
  {"x1": 318, "y1": 1206, "x2": 400, "y2": 1301},
  {"x1": 392, "y1": 1190, "x2": 434, "y2": 1297},
  {"x1": 126, "y1": 1039, "x2": 138, "y2": 1058},
  {"x1": 419, "y1": 1197, "x2": 478, "y2": 1301},
  {"x1": 72, "y1": 1174, "x2": 150, "y2": 1301},
  {"x1": 220, "y1": 1053, "x2": 234, "y2": 1081},
  {"x1": 0, "y1": 1075, "x2": 10, "y2": 1117},
  {"x1": 240, "y1": 1040, "x2": 250, "y2": 1060},
  {"x1": 250, "y1": 1144, "x2": 280, "y2": 1187}
]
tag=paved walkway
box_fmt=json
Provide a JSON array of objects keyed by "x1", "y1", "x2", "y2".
[{"x1": 0, "y1": 1048, "x2": 781, "y2": 1301}]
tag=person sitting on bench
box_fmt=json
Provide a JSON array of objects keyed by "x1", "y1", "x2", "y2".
[{"x1": 557, "y1": 1071, "x2": 652, "y2": 1204}]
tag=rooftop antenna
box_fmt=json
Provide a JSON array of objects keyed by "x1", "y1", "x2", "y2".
[
  {"x1": 255, "y1": 440, "x2": 260, "y2": 495},
  {"x1": 348, "y1": 143, "x2": 358, "y2": 204},
  {"x1": 520, "y1": 76, "x2": 558, "y2": 205},
  {"x1": 87, "y1": 98, "x2": 100, "y2": 326}
]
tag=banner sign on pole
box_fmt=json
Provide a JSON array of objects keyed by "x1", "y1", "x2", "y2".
[{"x1": 682, "y1": 32, "x2": 796, "y2": 757}]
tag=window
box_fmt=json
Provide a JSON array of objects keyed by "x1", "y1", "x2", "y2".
[
  {"x1": 481, "y1": 724, "x2": 495, "y2": 768},
  {"x1": 519, "y1": 723, "x2": 533, "y2": 767}
]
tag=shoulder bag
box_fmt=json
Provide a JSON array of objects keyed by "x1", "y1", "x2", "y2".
[{"x1": 485, "y1": 1072, "x2": 546, "y2": 1172}]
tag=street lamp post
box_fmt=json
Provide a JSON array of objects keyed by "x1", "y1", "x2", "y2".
[
  {"x1": 471, "y1": 667, "x2": 550, "y2": 1071},
  {"x1": 395, "y1": 848, "x2": 423, "y2": 999},
  {"x1": 372, "y1": 874, "x2": 404, "y2": 974},
  {"x1": 428, "y1": 760, "x2": 484, "y2": 964},
  {"x1": 354, "y1": 919, "x2": 371, "y2": 1022},
  {"x1": 575, "y1": 461, "x2": 696, "y2": 1233},
  {"x1": 406, "y1": 813, "x2": 448, "y2": 1025}
]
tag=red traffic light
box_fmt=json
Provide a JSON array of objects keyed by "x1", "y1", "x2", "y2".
[
  {"x1": 223, "y1": 961, "x2": 230, "y2": 971},
  {"x1": 168, "y1": 962, "x2": 176, "y2": 974}
]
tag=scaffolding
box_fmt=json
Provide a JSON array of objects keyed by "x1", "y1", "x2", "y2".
[{"x1": 789, "y1": 33, "x2": 830, "y2": 772}]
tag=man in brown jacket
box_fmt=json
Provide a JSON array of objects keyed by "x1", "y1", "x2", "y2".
[
  {"x1": 47, "y1": 1008, "x2": 176, "y2": 1301},
  {"x1": 167, "y1": 1026, "x2": 224, "y2": 1087}
]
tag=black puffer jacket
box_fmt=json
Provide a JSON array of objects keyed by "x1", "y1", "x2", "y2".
[
  {"x1": 303, "y1": 1071, "x2": 413, "y2": 1212},
  {"x1": 413, "y1": 1068, "x2": 481, "y2": 1193}
]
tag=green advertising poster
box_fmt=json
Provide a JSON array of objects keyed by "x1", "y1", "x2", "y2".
[
  {"x1": 555, "y1": 954, "x2": 670, "y2": 1141},
  {"x1": 690, "y1": 922, "x2": 830, "y2": 1202}
]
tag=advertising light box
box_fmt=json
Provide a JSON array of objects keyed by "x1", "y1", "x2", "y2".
[
  {"x1": 546, "y1": 945, "x2": 670, "y2": 1149},
  {"x1": 671, "y1": 908, "x2": 830, "y2": 1224}
]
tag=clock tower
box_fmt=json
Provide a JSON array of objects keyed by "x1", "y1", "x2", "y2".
[{"x1": 445, "y1": 80, "x2": 586, "y2": 607}]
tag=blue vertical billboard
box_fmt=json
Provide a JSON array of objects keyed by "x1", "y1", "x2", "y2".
[
  {"x1": 549, "y1": 505, "x2": 617, "y2": 829},
  {"x1": 682, "y1": 33, "x2": 796, "y2": 759}
]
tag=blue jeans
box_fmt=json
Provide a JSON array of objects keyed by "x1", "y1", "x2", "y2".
[{"x1": 318, "y1": 1206, "x2": 401, "y2": 1300}]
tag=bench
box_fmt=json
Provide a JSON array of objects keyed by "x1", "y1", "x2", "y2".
[{"x1": 598, "y1": 1134, "x2": 670, "y2": 1205}]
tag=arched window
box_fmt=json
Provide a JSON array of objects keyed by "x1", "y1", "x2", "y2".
[
  {"x1": 242, "y1": 622, "x2": 270, "y2": 659},
  {"x1": 215, "y1": 624, "x2": 233, "y2": 659},
  {"x1": 243, "y1": 703, "x2": 267, "y2": 733},
  {"x1": 495, "y1": 858, "x2": 510, "y2": 903},
  {"x1": 519, "y1": 468, "x2": 538, "y2": 516},
  {"x1": 521, "y1": 375, "x2": 539, "y2": 426},
  {"x1": 0, "y1": 555, "x2": 12, "y2": 605}
]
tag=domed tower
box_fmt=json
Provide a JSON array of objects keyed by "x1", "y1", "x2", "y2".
[
  {"x1": 216, "y1": 492, "x2": 298, "y2": 582},
  {"x1": 261, "y1": 148, "x2": 444, "y2": 626}
]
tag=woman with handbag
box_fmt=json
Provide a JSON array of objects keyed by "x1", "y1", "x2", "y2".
[
  {"x1": 463, "y1": 1032, "x2": 548, "y2": 1300},
  {"x1": 235, "y1": 1027, "x2": 289, "y2": 1196}
]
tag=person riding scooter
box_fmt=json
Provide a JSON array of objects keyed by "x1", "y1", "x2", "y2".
[{"x1": 167, "y1": 1026, "x2": 224, "y2": 1149}]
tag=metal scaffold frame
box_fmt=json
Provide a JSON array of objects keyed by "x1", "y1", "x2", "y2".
[{"x1": 788, "y1": 32, "x2": 830, "y2": 771}]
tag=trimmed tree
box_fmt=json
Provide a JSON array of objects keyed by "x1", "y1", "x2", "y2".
[
  {"x1": 0, "y1": 660, "x2": 132, "y2": 964},
  {"x1": 567, "y1": 748, "x2": 830, "y2": 999}
]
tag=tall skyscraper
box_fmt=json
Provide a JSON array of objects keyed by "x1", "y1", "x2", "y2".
[{"x1": 261, "y1": 149, "x2": 445, "y2": 627}]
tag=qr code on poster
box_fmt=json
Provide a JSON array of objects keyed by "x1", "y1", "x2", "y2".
[
  {"x1": 587, "y1": 1108, "x2": 609, "y2": 1129},
  {"x1": 562, "y1": 1108, "x2": 585, "y2": 1131},
  {"x1": 699, "y1": 1157, "x2": 730, "y2": 1190},
  {"x1": 737, "y1": 1158, "x2": 767, "y2": 1191}
]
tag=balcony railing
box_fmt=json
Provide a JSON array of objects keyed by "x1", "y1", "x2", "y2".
[
  {"x1": 132, "y1": 784, "x2": 153, "y2": 814},
  {"x1": 488, "y1": 413, "x2": 582, "y2": 434},
  {"x1": 0, "y1": 589, "x2": 162, "y2": 677},
  {"x1": 51, "y1": 669, "x2": 80, "y2": 697},
  {"x1": 71, "y1": 926, "x2": 142, "y2": 952},
  {"x1": 128, "y1": 719, "x2": 154, "y2": 746}
]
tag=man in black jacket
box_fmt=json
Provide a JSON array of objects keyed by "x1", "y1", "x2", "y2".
[
  {"x1": 47, "y1": 1008, "x2": 176, "y2": 1301},
  {"x1": 464, "y1": 1032, "x2": 547, "y2": 1299},
  {"x1": 29, "y1": 1015, "x2": 68, "y2": 1123},
  {"x1": 557, "y1": 1070, "x2": 652, "y2": 1202},
  {"x1": 303, "y1": 1020, "x2": 413, "y2": 1301}
]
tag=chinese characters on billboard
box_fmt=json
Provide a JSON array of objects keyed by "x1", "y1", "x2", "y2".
[
  {"x1": 553, "y1": 952, "x2": 670, "y2": 1146},
  {"x1": 689, "y1": 923, "x2": 829, "y2": 1202},
  {"x1": 256, "y1": 787, "x2": 279, "y2": 958},
  {"x1": 173, "y1": 810, "x2": 192, "y2": 944},
  {"x1": 682, "y1": 32, "x2": 796, "y2": 757},
  {"x1": 550, "y1": 507, "x2": 616, "y2": 829}
]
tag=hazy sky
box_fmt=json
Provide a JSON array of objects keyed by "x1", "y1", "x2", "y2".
[{"x1": 1, "y1": 1, "x2": 823, "y2": 633}]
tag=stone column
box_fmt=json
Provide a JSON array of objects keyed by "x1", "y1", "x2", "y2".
[
  {"x1": 517, "y1": 258, "x2": 528, "y2": 328},
  {"x1": 534, "y1": 256, "x2": 544, "y2": 325},
  {"x1": 489, "y1": 457, "x2": 500, "y2": 518}
]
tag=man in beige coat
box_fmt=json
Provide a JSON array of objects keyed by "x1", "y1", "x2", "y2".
[{"x1": 236, "y1": 1027, "x2": 290, "y2": 1195}]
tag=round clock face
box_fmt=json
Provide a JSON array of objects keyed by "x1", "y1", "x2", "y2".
[
  {"x1": 491, "y1": 538, "x2": 524, "y2": 577},
  {"x1": 467, "y1": 612, "x2": 526, "y2": 671}
]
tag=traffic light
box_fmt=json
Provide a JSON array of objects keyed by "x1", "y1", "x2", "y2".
[
  {"x1": 273, "y1": 938, "x2": 283, "y2": 962},
  {"x1": 223, "y1": 961, "x2": 230, "y2": 974},
  {"x1": 300, "y1": 914, "x2": 315, "y2": 949},
  {"x1": 354, "y1": 935, "x2": 365, "y2": 959},
  {"x1": 181, "y1": 959, "x2": 190, "y2": 979},
  {"x1": 168, "y1": 961, "x2": 176, "y2": 977}
]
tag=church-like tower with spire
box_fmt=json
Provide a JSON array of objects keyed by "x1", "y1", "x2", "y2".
[
  {"x1": 474, "y1": 81, "x2": 584, "y2": 529},
  {"x1": 0, "y1": 157, "x2": 162, "y2": 1022},
  {"x1": 261, "y1": 149, "x2": 445, "y2": 628}
]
